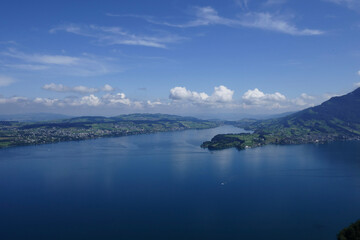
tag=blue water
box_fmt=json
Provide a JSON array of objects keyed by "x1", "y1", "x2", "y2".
[{"x1": 1, "y1": 125, "x2": 360, "y2": 240}]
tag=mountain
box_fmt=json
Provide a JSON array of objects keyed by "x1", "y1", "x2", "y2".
[
  {"x1": 256, "y1": 87, "x2": 360, "y2": 137},
  {"x1": 287, "y1": 87, "x2": 360, "y2": 124},
  {"x1": 202, "y1": 88, "x2": 360, "y2": 150}
]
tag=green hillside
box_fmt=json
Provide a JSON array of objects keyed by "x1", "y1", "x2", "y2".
[{"x1": 202, "y1": 88, "x2": 360, "y2": 150}]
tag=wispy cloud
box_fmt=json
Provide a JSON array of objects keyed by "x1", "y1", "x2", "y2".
[
  {"x1": 50, "y1": 24, "x2": 184, "y2": 48},
  {"x1": 263, "y1": 0, "x2": 287, "y2": 6},
  {"x1": 151, "y1": 7, "x2": 236, "y2": 28},
  {"x1": 3, "y1": 49, "x2": 79, "y2": 65},
  {"x1": 325, "y1": 0, "x2": 360, "y2": 12},
  {"x1": 235, "y1": 0, "x2": 250, "y2": 10},
  {"x1": 135, "y1": 6, "x2": 324, "y2": 36},
  {"x1": 42, "y1": 83, "x2": 114, "y2": 94},
  {"x1": 0, "y1": 75, "x2": 15, "y2": 87},
  {"x1": 1, "y1": 49, "x2": 117, "y2": 76},
  {"x1": 239, "y1": 12, "x2": 324, "y2": 36}
]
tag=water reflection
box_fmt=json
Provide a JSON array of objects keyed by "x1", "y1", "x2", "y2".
[{"x1": 212, "y1": 149, "x2": 235, "y2": 177}]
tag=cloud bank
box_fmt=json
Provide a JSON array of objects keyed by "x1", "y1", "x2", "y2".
[{"x1": 0, "y1": 84, "x2": 323, "y2": 115}]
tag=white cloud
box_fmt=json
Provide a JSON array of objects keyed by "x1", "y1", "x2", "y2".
[
  {"x1": 169, "y1": 85, "x2": 234, "y2": 107},
  {"x1": 50, "y1": 24, "x2": 184, "y2": 49},
  {"x1": 32, "y1": 92, "x2": 131, "y2": 107},
  {"x1": 102, "y1": 84, "x2": 114, "y2": 92},
  {"x1": 170, "y1": 86, "x2": 209, "y2": 102},
  {"x1": 34, "y1": 97, "x2": 59, "y2": 107},
  {"x1": 102, "y1": 93, "x2": 131, "y2": 105},
  {"x1": 300, "y1": 93, "x2": 315, "y2": 100},
  {"x1": 242, "y1": 88, "x2": 286, "y2": 107},
  {"x1": 322, "y1": 92, "x2": 342, "y2": 101},
  {"x1": 169, "y1": 86, "x2": 318, "y2": 110},
  {"x1": 42, "y1": 83, "x2": 67, "y2": 92},
  {"x1": 150, "y1": 6, "x2": 323, "y2": 36},
  {"x1": 80, "y1": 95, "x2": 101, "y2": 106},
  {"x1": 133, "y1": 101, "x2": 144, "y2": 109},
  {"x1": 242, "y1": 89, "x2": 319, "y2": 109},
  {"x1": 147, "y1": 100, "x2": 163, "y2": 107},
  {"x1": 292, "y1": 93, "x2": 316, "y2": 106},
  {"x1": 210, "y1": 85, "x2": 235, "y2": 102},
  {"x1": 0, "y1": 75, "x2": 15, "y2": 87}
]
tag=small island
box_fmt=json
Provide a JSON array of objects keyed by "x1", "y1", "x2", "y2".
[{"x1": 202, "y1": 87, "x2": 360, "y2": 150}]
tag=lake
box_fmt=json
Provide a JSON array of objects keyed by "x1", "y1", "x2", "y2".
[{"x1": 1, "y1": 125, "x2": 360, "y2": 240}]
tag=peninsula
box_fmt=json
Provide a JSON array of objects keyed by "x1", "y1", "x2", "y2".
[{"x1": 202, "y1": 87, "x2": 360, "y2": 150}]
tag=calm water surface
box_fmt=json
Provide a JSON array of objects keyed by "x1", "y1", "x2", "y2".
[{"x1": 1, "y1": 125, "x2": 360, "y2": 240}]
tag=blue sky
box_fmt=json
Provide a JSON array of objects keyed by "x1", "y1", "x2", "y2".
[{"x1": 0, "y1": 0, "x2": 360, "y2": 117}]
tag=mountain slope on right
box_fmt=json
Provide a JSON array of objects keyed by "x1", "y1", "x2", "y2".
[{"x1": 202, "y1": 88, "x2": 360, "y2": 150}]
